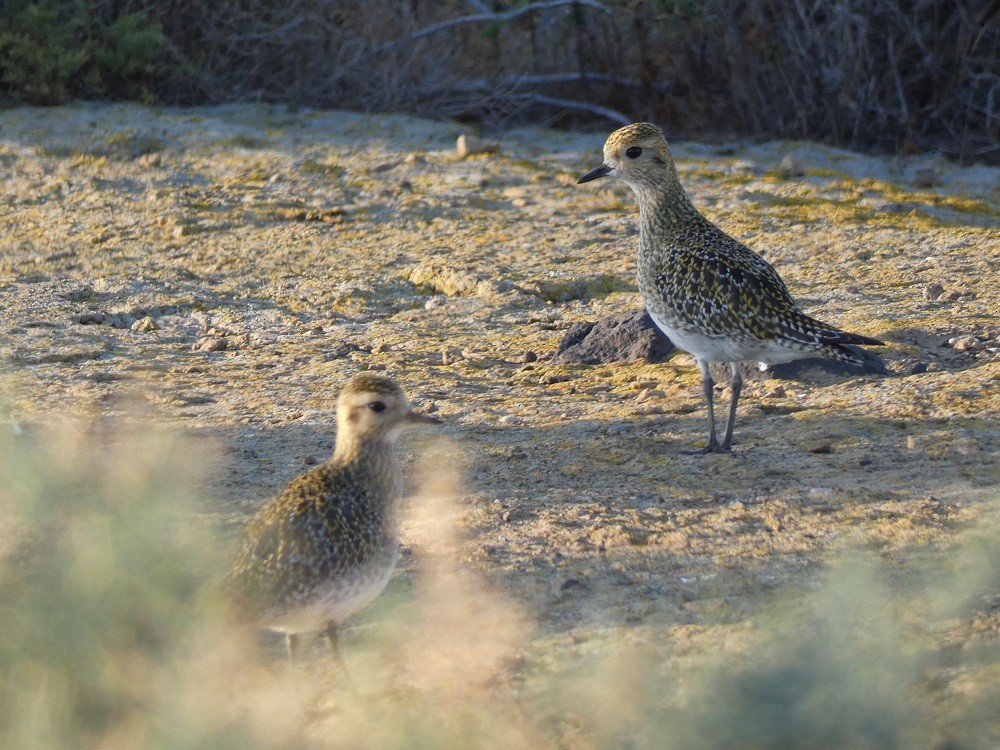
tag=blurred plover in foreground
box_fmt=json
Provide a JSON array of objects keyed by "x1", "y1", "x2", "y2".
[
  {"x1": 579, "y1": 123, "x2": 883, "y2": 453},
  {"x1": 229, "y1": 373, "x2": 439, "y2": 664}
]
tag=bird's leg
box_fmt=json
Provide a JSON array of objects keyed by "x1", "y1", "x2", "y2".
[
  {"x1": 285, "y1": 633, "x2": 301, "y2": 660},
  {"x1": 721, "y1": 362, "x2": 743, "y2": 451},
  {"x1": 684, "y1": 360, "x2": 723, "y2": 454},
  {"x1": 324, "y1": 622, "x2": 354, "y2": 687}
]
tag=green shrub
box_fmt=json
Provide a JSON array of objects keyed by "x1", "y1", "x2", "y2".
[{"x1": 0, "y1": 0, "x2": 174, "y2": 104}]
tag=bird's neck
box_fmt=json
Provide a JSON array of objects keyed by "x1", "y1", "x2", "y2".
[
  {"x1": 333, "y1": 433, "x2": 395, "y2": 465},
  {"x1": 332, "y1": 435, "x2": 403, "y2": 504},
  {"x1": 635, "y1": 181, "x2": 700, "y2": 235}
]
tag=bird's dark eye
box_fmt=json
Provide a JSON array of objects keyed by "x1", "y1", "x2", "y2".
[
  {"x1": 368, "y1": 401, "x2": 386, "y2": 413},
  {"x1": 625, "y1": 146, "x2": 642, "y2": 159}
]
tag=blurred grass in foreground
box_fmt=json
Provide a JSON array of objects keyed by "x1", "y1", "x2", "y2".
[{"x1": 1, "y1": 420, "x2": 998, "y2": 749}]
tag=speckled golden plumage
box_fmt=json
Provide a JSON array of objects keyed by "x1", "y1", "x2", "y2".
[
  {"x1": 579, "y1": 123, "x2": 883, "y2": 453},
  {"x1": 229, "y1": 373, "x2": 439, "y2": 660}
]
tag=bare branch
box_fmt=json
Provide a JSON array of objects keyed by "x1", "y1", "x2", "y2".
[
  {"x1": 370, "y1": 0, "x2": 612, "y2": 54},
  {"x1": 501, "y1": 92, "x2": 631, "y2": 125},
  {"x1": 414, "y1": 72, "x2": 670, "y2": 95},
  {"x1": 506, "y1": 72, "x2": 670, "y2": 92}
]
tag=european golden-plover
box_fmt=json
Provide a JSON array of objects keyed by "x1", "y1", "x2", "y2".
[
  {"x1": 579, "y1": 123, "x2": 883, "y2": 453},
  {"x1": 229, "y1": 373, "x2": 440, "y2": 662}
]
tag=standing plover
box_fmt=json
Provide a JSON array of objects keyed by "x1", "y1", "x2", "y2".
[
  {"x1": 579, "y1": 123, "x2": 882, "y2": 453},
  {"x1": 229, "y1": 373, "x2": 440, "y2": 662}
]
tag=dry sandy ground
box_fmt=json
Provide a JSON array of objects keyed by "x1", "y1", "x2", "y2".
[{"x1": 0, "y1": 102, "x2": 998, "y2": 744}]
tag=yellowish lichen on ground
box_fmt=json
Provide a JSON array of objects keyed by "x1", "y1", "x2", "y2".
[{"x1": 0, "y1": 103, "x2": 998, "y2": 748}]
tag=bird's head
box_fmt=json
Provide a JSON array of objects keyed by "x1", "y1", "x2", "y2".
[
  {"x1": 336, "y1": 373, "x2": 439, "y2": 447},
  {"x1": 577, "y1": 122, "x2": 678, "y2": 196}
]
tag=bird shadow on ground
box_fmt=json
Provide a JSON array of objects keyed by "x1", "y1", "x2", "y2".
[{"x1": 881, "y1": 326, "x2": 996, "y2": 374}]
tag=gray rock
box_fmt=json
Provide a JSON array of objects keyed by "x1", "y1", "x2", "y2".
[
  {"x1": 553, "y1": 308, "x2": 674, "y2": 364},
  {"x1": 554, "y1": 308, "x2": 887, "y2": 381},
  {"x1": 765, "y1": 345, "x2": 889, "y2": 380}
]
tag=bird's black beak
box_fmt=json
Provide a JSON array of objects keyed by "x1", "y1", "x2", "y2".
[{"x1": 577, "y1": 163, "x2": 613, "y2": 184}]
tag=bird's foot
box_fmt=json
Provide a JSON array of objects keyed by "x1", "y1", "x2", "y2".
[{"x1": 682, "y1": 440, "x2": 731, "y2": 455}]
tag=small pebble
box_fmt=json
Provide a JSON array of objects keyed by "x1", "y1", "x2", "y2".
[
  {"x1": 173, "y1": 224, "x2": 199, "y2": 238},
  {"x1": 912, "y1": 165, "x2": 943, "y2": 188},
  {"x1": 808, "y1": 442, "x2": 834, "y2": 454},
  {"x1": 455, "y1": 134, "x2": 500, "y2": 158},
  {"x1": 951, "y1": 335, "x2": 981, "y2": 352},
  {"x1": 136, "y1": 153, "x2": 161, "y2": 168},
  {"x1": 193, "y1": 336, "x2": 227, "y2": 352},
  {"x1": 635, "y1": 405, "x2": 666, "y2": 415},
  {"x1": 777, "y1": 153, "x2": 805, "y2": 178},
  {"x1": 923, "y1": 283, "x2": 945, "y2": 301},
  {"x1": 499, "y1": 415, "x2": 521, "y2": 425},
  {"x1": 540, "y1": 374, "x2": 572, "y2": 385},
  {"x1": 636, "y1": 388, "x2": 665, "y2": 403},
  {"x1": 131, "y1": 316, "x2": 157, "y2": 332},
  {"x1": 520, "y1": 350, "x2": 538, "y2": 363}
]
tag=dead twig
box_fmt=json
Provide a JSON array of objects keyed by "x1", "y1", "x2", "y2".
[
  {"x1": 370, "y1": 0, "x2": 611, "y2": 54},
  {"x1": 414, "y1": 72, "x2": 670, "y2": 94},
  {"x1": 501, "y1": 92, "x2": 630, "y2": 125}
]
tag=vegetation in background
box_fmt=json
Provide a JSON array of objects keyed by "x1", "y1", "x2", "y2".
[
  {"x1": 0, "y1": 0, "x2": 175, "y2": 104},
  {"x1": 0, "y1": 1, "x2": 997, "y2": 161},
  {"x1": 0, "y1": 0, "x2": 1000, "y2": 162}
]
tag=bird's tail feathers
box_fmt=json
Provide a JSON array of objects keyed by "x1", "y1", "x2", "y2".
[
  {"x1": 778, "y1": 310, "x2": 884, "y2": 349},
  {"x1": 819, "y1": 342, "x2": 869, "y2": 366}
]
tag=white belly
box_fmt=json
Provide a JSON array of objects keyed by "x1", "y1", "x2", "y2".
[
  {"x1": 649, "y1": 310, "x2": 803, "y2": 365},
  {"x1": 263, "y1": 558, "x2": 397, "y2": 635}
]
